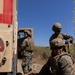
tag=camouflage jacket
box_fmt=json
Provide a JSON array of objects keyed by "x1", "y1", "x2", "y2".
[{"x1": 38, "y1": 52, "x2": 74, "y2": 75}]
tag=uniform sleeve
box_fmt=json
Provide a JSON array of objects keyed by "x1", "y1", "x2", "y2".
[
  {"x1": 62, "y1": 34, "x2": 73, "y2": 43},
  {"x1": 58, "y1": 55, "x2": 74, "y2": 75}
]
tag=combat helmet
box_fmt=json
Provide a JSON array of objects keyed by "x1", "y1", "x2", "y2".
[
  {"x1": 24, "y1": 30, "x2": 32, "y2": 37},
  {"x1": 52, "y1": 22, "x2": 62, "y2": 32},
  {"x1": 50, "y1": 38, "x2": 65, "y2": 50}
]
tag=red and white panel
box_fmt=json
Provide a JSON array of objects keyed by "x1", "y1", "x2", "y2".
[{"x1": 0, "y1": 0, "x2": 13, "y2": 24}]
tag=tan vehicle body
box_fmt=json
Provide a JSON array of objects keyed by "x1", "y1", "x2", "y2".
[
  {"x1": 0, "y1": 0, "x2": 18, "y2": 74},
  {"x1": 0, "y1": 25, "x2": 13, "y2": 72},
  {"x1": 0, "y1": 0, "x2": 34, "y2": 74}
]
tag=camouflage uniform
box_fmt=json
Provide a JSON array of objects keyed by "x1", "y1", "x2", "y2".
[
  {"x1": 38, "y1": 38, "x2": 74, "y2": 75},
  {"x1": 21, "y1": 30, "x2": 35, "y2": 74}
]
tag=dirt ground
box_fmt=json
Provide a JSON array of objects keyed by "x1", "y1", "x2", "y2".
[{"x1": 17, "y1": 56, "x2": 47, "y2": 74}]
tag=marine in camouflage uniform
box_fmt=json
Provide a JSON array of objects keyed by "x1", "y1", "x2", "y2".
[
  {"x1": 20, "y1": 30, "x2": 35, "y2": 74},
  {"x1": 38, "y1": 38, "x2": 74, "y2": 75},
  {"x1": 49, "y1": 22, "x2": 73, "y2": 44}
]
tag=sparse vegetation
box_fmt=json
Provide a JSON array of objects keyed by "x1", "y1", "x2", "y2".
[{"x1": 34, "y1": 46, "x2": 51, "y2": 59}]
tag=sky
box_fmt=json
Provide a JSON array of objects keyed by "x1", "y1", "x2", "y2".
[{"x1": 18, "y1": 0, "x2": 74, "y2": 46}]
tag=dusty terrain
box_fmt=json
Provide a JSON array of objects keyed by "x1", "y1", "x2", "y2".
[{"x1": 17, "y1": 56, "x2": 47, "y2": 74}]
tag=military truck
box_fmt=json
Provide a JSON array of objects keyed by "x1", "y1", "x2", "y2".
[
  {"x1": 0, "y1": 0, "x2": 18, "y2": 75},
  {"x1": 0, "y1": 0, "x2": 34, "y2": 75}
]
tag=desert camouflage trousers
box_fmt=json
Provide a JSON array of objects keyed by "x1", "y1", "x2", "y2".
[{"x1": 21, "y1": 51, "x2": 33, "y2": 74}]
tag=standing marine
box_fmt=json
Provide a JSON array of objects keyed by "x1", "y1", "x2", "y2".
[{"x1": 20, "y1": 30, "x2": 35, "y2": 75}]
